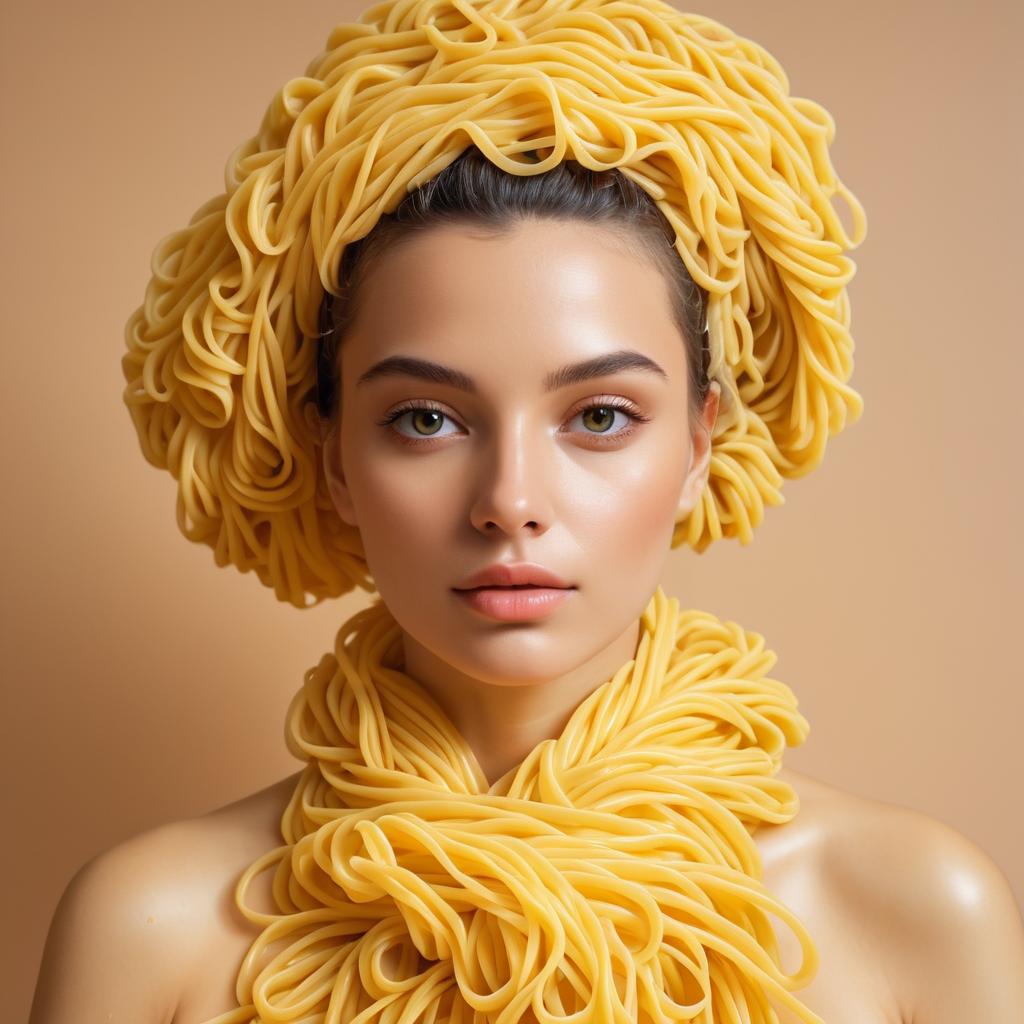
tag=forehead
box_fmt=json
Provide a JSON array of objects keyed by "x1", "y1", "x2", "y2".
[{"x1": 340, "y1": 218, "x2": 687, "y2": 387}]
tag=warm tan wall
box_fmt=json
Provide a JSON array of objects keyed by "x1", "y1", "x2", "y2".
[{"x1": 4, "y1": 0, "x2": 1021, "y2": 1016}]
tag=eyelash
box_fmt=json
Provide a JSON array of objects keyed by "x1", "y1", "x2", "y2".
[{"x1": 375, "y1": 396, "x2": 651, "y2": 447}]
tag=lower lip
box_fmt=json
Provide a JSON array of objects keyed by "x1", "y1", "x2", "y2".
[{"x1": 453, "y1": 586, "x2": 575, "y2": 622}]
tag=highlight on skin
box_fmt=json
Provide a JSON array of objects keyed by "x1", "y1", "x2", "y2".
[{"x1": 121, "y1": 0, "x2": 867, "y2": 610}]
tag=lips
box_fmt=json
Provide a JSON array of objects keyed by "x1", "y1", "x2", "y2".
[
  {"x1": 467, "y1": 583, "x2": 544, "y2": 589},
  {"x1": 453, "y1": 583, "x2": 575, "y2": 622},
  {"x1": 453, "y1": 561, "x2": 573, "y2": 591}
]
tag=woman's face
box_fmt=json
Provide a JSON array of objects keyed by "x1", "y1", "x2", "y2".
[{"x1": 322, "y1": 218, "x2": 719, "y2": 687}]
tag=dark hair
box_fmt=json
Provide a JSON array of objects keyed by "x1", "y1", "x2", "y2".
[{"x1": 315, "y1": 145, "x2": 711, "y2": 426}]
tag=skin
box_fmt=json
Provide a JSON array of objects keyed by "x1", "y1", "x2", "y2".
[
  {"x1": 28, "y1": 219, "x2": 1024, "y2": 1024},
  {"x1": 319, "y1": 218, "x2": 719, "y2": 787}
]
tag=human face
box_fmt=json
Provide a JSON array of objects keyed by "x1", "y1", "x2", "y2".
[{"x1": 321, "y1": 218, "x2": 718, "y2": 688}]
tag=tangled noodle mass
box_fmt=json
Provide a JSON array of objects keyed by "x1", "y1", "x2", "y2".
[
  {"x1": 121, "y1": 0, "x2": 866, "y2": 609},
  {"x1": 208, "y1": 587, "x2": 822, "y2": 1023}
]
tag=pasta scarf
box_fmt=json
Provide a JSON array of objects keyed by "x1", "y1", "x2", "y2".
[{"x1": 207, "y1": 586, "x2": 822, "y2": 1024}]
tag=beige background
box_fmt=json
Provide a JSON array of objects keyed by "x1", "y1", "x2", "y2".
[{"x1": 3, "y1": 0, "x2": 1022, "y2": 1015}]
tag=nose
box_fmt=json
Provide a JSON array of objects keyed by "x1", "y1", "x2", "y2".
[{"x1": 468, "y1": 416, "x2": 555, "y2": 538}]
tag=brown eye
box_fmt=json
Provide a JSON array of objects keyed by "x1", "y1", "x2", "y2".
[
  {"x1": 580, "y1": 406, "x2": 617, "y2": 433},
  {"x1": 567, "y1": 398, "x2": 649, "y2": 442},
  {"x1": 410, "y1": 409, "x2": 444, "y2": 435},
  {"x1": 376, "y1": 402, "x2": 463, "y2": 443}
]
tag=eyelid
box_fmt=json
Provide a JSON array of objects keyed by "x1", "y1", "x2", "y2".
[
  {"x1": 566, "y1": 394, "x2": 646, "y2": 418},
  {"x1": 376, "y1": 398, "x2": 456, "y2": 428}
]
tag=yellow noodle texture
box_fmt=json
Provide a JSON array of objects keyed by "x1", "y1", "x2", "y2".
[
  {"x1": 204, "y1": 586, "x2": 821, "y2": 1024},
  {"x1": 121, "y1": 0, "x2": 866, "y2": 609}
]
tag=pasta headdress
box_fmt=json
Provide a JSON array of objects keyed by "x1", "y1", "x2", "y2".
[{"x1": 121, "y1": 0, "x2": 866, "y2": 607}]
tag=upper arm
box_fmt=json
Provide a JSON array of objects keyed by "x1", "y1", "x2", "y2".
[
  {"x1": 839, "y1": 808, "x2": 1024, "y2": 1024},
  {"x1": 29, "y1": 829, "x2": 190, "y2": 1024}
]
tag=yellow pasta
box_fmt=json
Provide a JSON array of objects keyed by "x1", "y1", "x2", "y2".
[
  {"x1": 120, "y1": 0, "x2": 866, "y2": 609},
  {"x1": 206, "y1": 586, "x2": 820, "y2": 1023}
]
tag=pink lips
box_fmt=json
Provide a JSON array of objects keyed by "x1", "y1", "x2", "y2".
[
  {"x1": 454, "y1": 561, "x2": 572, "y2": 590},
  {"x1": 452, "y1": 562, "x2": 576, "y2": 622},
  {"x1": 453, "y1": 585, "x2": 575, "y2": 622}
]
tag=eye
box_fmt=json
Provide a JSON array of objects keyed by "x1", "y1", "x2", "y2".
[
  {"x1": 376, "y1": 401, "x2": 463, "y2": 443},
  {"x1": 565, "y1": 397, "x2": 650, "y2": 444}
]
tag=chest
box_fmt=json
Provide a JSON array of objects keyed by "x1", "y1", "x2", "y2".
[{"x1": 171, "y1": 836, "x2": 903, "y2": 1024}]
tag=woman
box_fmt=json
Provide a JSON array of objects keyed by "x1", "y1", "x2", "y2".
[{"x1": 29, "y1": 1, "x2": 1024, "y2": 1022}]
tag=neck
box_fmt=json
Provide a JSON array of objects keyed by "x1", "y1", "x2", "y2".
[{"x1": 398, "y1": 614, "x2": 643, "y2": 788}]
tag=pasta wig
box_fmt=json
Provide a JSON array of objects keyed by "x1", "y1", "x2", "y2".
[{"x1": 122, "y1": 0, "x2": 866, "y2": 608}]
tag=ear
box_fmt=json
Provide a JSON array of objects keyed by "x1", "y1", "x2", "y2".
[
  {"x1": 318, "y1": 416, "x2": 360, "y2": 527},
  {"x1": 675, "y1": 380, "x2": 721, "y2": 521}
]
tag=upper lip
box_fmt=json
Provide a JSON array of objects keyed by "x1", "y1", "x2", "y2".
[{"x1": 453, "y1": 562, "x2": 574, "y2": 590}]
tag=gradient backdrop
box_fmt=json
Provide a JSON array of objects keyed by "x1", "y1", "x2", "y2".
[{"x1": 3, "y1": 0, "x2": 1022, "y2": 1016}]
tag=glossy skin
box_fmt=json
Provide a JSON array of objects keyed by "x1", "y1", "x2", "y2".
[{"x1": 29, "y1": 222, "x2": 1024, "y2": 1022}]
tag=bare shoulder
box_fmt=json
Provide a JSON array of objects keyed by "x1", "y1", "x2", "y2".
[
  {"x1": 157, "y1": 768, "x2": 304, "y2": 940},
  {"x1": 30, "y1": 771, "x2": 304, "y2": 1024},
  {"x1": 29, "y1": 815, "x2": 202, "y2": 1023},
  {"x1": 832, "y1": 787, "x2": 1024, "y2": 1021},
  {"x1": 773, "y1": 766, "x2": 1024, "y2": 1022}
]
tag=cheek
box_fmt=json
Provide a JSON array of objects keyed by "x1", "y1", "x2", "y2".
[
  {"x1": 568, "y1": 433, "x2": 690, "y2": 556},
  {"x1": 345, "y1": 447, "x2": 460, "y2": 581}
]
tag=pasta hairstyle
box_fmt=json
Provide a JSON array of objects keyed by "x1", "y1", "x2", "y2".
[{"x1": 122, "y1": 0, "x2": 866, "y2": 608}]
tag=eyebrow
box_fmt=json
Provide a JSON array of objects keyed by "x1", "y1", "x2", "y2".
[{"x1": 355, "y1": 349, "x2": 669, "y2": 392}]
